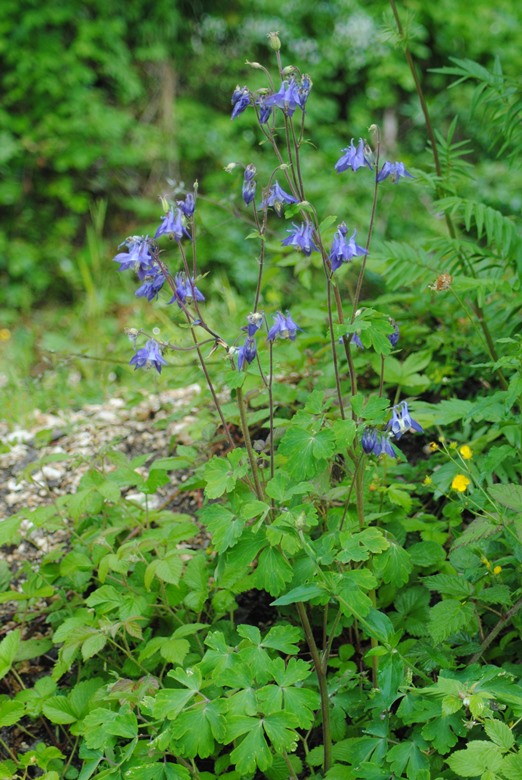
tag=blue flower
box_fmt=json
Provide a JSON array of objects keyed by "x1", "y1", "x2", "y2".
[
  {"x1": 231, "y1": 86, "x2": 250, "y2": 119},
  {"x1": 267, "y1": 311, "x2": 302, "y2": 342},
  {"x1": 113, "y1": 237, "x2": 153, "y2": 274},
  {"x1": 242, "y1": 166, "x2": 257, "y2": 206},
  {"x1": 387, "y1": 401, "x2": 423, "y2": 440},
  {"x1": 329, "y1": 223, "x2": 368, "y2": 272},
  {"x1": 374, "y1": 434, "x2": 397, "y2": 458},
  {"x1": 177, "y1": 193, "x2": 195, "y2": 217},
  {"x1": 282, "y1": 222, "x2": 318, "y2": 255},
  {"x1": 135, "y1": 270, "x2": 165, "y2": 301},
  {"x1": 261, "y1": 181, "x2": 298, "y2": 216},
  {"x1": 388, "y1": 318, "x2": 400, "y2": 347},
  {"x1": 335, "y1": 138, "x2": 373, "y2": 173},
  {"x1": 361, "y1": 428, "x2": 378, "y2": 455},
  {"x1": 264, "y1": 78, "x2": 302, "y2": 116},
  {"x1": 351, "y1": 333, "x2": 364, "y2": 349},
  {"x1": 129, "y1": 339, "x2": 168, "y2": 374},
  {"x1": 169, "y1": 273, "x2": 205, "y2": 307},
  {"x1": 245, "y1": 311, "x2": 264, "y2": 337},
  {"x1": 155, "y1": 208, "x2": 190, "y2": 241},
  {"x1": 361, "y1": 428, "x2": 396, "y2": 458},
  {"x1": 376, "y1": 161, "x2": 413, "y2": 183},
  {"x1": 237, "y1": 337, "x2": 257, "y2": 371},
  {"x1": 298, "y1": 74, "x2": 313, "y2": 108},
  {"x1": 256, "y1": 94, "x2": 273, "y2": 124}
]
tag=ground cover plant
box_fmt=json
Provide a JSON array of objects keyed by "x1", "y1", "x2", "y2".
[{"x1": 1, "y1": 6, "x2": 522, "y2": 780}]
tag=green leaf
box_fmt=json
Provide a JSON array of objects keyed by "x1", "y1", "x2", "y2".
[
  {"x1": 43, "y1": 696, "x2": 78, "y2": 724},
  {"x1": 446, "y1": 741, "x2": 504, "y2": 776},
  {"x1": 483, "y1": 720, "x2": 514, "y2": 751},
  {"x1": 253, "y1": 547, "x2": 293, "y2": 597},
  {"x1": 204, "y1": 449, "x2": 248, "y2": 498},
  {"x1": 263, "y1": 710, "x2": 299, "y2": 753},
  {"x1": 488, "y1": 483, "x2": 522, "y2": 511},
  {"x1": 229, "y1": 719, "x2": 272, "y2": 775},
  {"x1": 373, "y1": 541, "x2": 412, "y2": 587},
  {"x1": 0, "y1": 629, "x2": 20, "y2": 680},
  {"x1": 271, "y1": 584, "x2": 325, "y2": 606},
  {"x1": 429, "y1": 599, "x2": 477, "y2": 643},
  {"x1": 387, "y1": 739, "x2": 430, "y2": 779},
  {"x1": 155, "y1": 551, "x2": 184, "y2": 585},
  {"x1": 279, "y1": 426, "x2": 335, "y2": 479},
  {"x1": 262, "y1": 625, "x2": 302, "y2": 655},
  {"x1": 500, "y1": 752, "x2": 522, "y2": 780},
  {"x1": 0, "y1": 699, "x2": 24, "y2": 727}
]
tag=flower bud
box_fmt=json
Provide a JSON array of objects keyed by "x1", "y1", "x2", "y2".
[
  {"x1": 267, "y1": 31, "x2": 281, "y2": 51},
  {"x1": 224, "y1": 163, "x2": 239, "y2": 173},
  {"x1": 246, "y1": 60, "x2": 263, "y2": 69},
  {"x1": 282, "y1": 65, "x2": 297, "y2": 76}
]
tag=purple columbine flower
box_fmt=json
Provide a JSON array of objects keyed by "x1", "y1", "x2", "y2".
[
  {"x1": 376, "y1": 161, "x2": 413, "y2": 183},
  {"x1": 129, "y1": 339, "x2": 168, "y2": 374},
  {"x1": 282, "y1": 222, "x2": 318, "y2": 256},
  {"x1": 113, "y1": 237, "x2": 153, "y2": 274},
  {"x1": 256, "y1": 94, "x2": 273, "y2": 124},
  {"x1": 245, "y1": 311, "x2": 264, "y2": 337},
  {"x1": 135, "y1": 270, "x2": 165, "y2": 301},
  {"x1": 267, "y1": 311, "x2": 302, "y2": 342},
  {"x1": 261, "y1": 181, "x2": 298, "y2": 216},
  {"x1": 237, "y1": 337, "x2": 257, "y2": 371},
  {"x1": 361, "y1": 428, "x2": 378, "y2": 455},
  {"x1": 263, "y1": 78, "x2": 302, "y2": 116},
  {"x1": 155, "y1": 208, "x2": 190, "y2": 241},
  {"x1": 387, "y1": 401, "x2": 423, "y2": 440},
  {"x1": 242, "y1": 165, "x2": 257, "y2": 206},
  {"x1": 231, "y1": 86, "x2": 250, "y2": 119},
  {"x1": 335, "y1": 138, "x2": 373, "y2": 173},
  {"x1": 177, "y1": 193, "x2": 195, "y2": 218},
  {"x1": 329, "y1": 223, "x2": 368, "y2": 272},
  {"x1": 388, "y1": 319, "x2": 400, "y2": 347},
  {"x1": 374, "y1": 434, "x2": 397, "y2": 458},
  {"x1": 298, "y1": 74, "x2": 313, "y2": 109},
  {"x1": 169, "y1": 273, "x2": 205, "y2": 307}
]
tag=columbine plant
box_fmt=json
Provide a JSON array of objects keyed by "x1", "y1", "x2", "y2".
[{"x1": 111, "y1": 31, "x2": 427, "y2": 778}]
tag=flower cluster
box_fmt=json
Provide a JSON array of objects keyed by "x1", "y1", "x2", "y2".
[
  {"x1": 231, "y1": 74, "x2": 312, "y2": 124},
  {"x1": 362, "y1": 402, "x2": 423, "y2": 458}
]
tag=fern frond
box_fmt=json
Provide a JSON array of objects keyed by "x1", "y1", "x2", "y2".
[
  {"x1": 435, "y1": 197, "x2": 519, "y2": 259},
  {"x1": 371, "y1": 241, "x2": 437, "y2": 289}
]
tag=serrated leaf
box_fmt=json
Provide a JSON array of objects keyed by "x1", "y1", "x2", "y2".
[
  {"x1": 488, "y1": 483, "x2": 522, "y2": 511},
  {"x1": 0, "y1": 700, "x2": 24, "y2": 727},
  {"x1": 155, "y1": 552, "x2": 183, "y2": 585},
  {"x1": 500, "y1": 752, "x2": 522, "y2": 779},
  {"x1": 483, "y1": 720, "x2": 514, "y2": 751},
  {"x1": 446, "y1": 741, "x2": 504, "y2": 776},
  {"x1": 204, "y1": 450, "x2": 248, "y2": 498},
  {"x1": 429, "y1": 599, "x2": 477, "y2": 643},
  {"x1": 0, "y1": 629, "x2": 20, "y2": 680}
]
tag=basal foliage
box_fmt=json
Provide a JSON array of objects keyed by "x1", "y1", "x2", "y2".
[{"x1": 1, "y1": 11, "x2": 522, "y2": 780}]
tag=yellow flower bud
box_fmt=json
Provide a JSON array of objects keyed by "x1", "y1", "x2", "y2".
[{"x1": 493, "y1": 565, "x2": 502, "y2": 575}]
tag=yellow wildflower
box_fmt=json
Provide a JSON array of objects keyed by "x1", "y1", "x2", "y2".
[
  {"x1": 452, "y1": 474, "x2": 471, "y2": 492},
  {"x1": 428, "y1": 442, "x2": 439, "y2": 452},
  {"x1": 459, "y1": 445, "x2": 473, "y2": 460},
  {"x1": 493, "y1": 565, "x2": 502, "y2": 575},
  {"x1": 0, "y1": 328, "x2": 11, "y2": 341},
  {"x1": 423, "y1": 475, "x2": 432, "y2": 485}
]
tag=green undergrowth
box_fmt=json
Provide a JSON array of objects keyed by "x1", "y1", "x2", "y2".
[{"x1": 1, "y1": 16, "x2": 522, "y2": 780}]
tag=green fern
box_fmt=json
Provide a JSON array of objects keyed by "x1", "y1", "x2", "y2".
[
  {"x1": 431, "y1": 57, "x2": 522, "y2": 163},
  {"x1": 435, "y1": 197, "x2": 519, "y2": 259}
]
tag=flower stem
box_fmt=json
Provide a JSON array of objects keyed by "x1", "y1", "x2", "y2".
[{"x1": 236, "y1": 387, "x2": 265, "y2": 500}]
